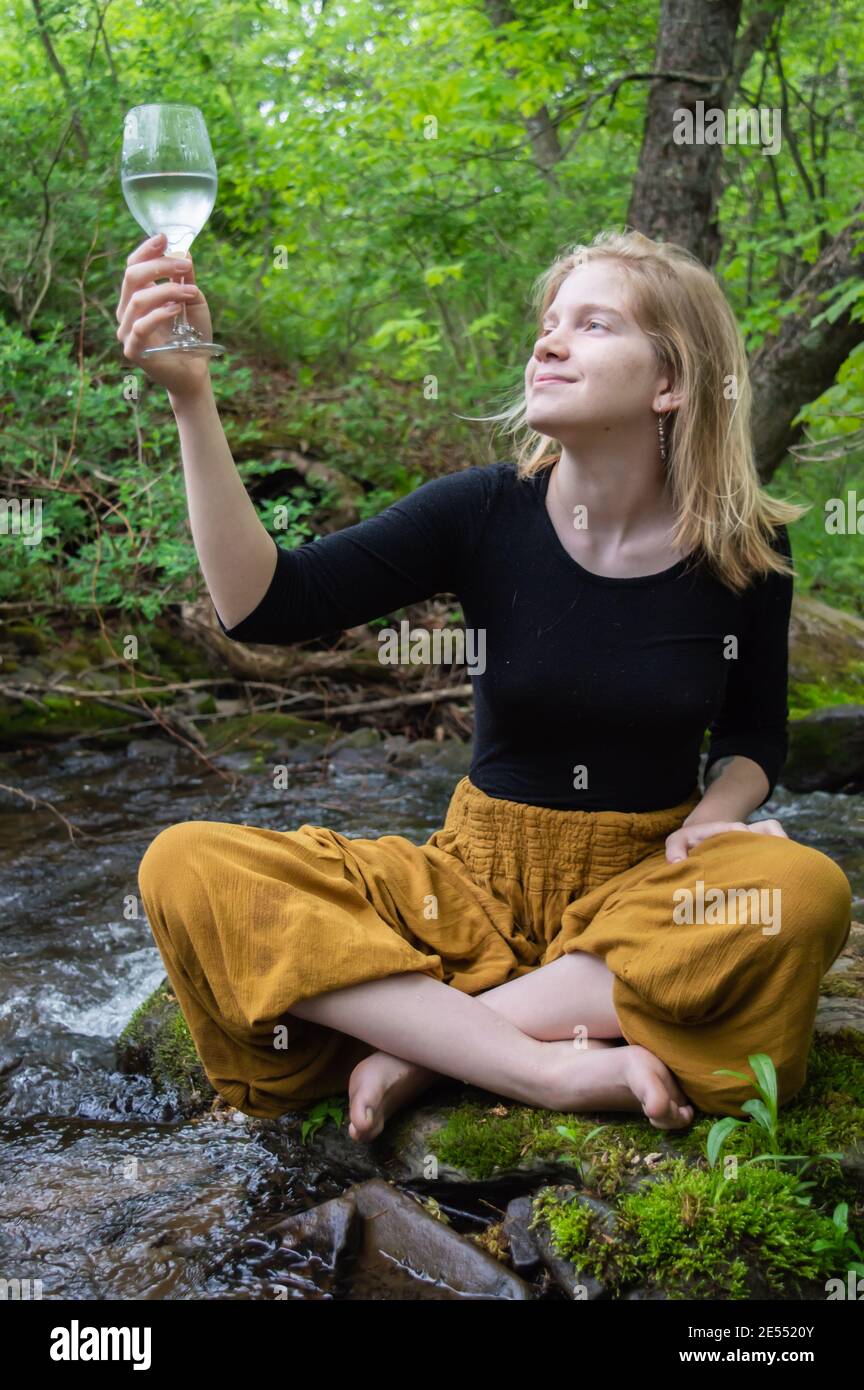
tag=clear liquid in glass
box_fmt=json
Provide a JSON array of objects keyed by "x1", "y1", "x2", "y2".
[{"x1": 121, "y1": 170, "x2": 217, "y2": 254}]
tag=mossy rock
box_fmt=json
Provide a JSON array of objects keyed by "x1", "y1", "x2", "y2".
[
  {"x1": 0, "y1": 693, "x2": 134, "y2": 747},
  {"x1": 117, "y1": 980, "x2": 213, "y2": 1115},
  {"x1": 202, "y1": 710, "x2": 335, "y2": 754},
  {"x1": 785, "y1": 705, "x2": 864, "y2": 791},
  {"x1": 530, "y1": 1159, "x2": 845, "y2": 1300},
  {"x1": 381, "y1": 1087, "x2": 680, "y2": 1193},
  {"x1": 4, "y1": 621, "x2": 50, "y2": 655},
  {"x1": 789, "y1": 595, "x2": 864, "y2": 696},
  {"x1": 144, "y1": 623, "x2": 215, "y2": 681},
  {"x1": 382, "y1": 1033, "x2": 864, "y2": 1195}
]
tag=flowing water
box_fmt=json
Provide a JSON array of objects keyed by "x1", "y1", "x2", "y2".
[{"x1": 1, "y1": 737, "x2": 861, "y2": 1299}]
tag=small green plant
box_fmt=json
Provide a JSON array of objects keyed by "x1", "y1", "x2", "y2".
[
  {"x1": 705, "y1": 1049, "x2": 853, "y2": 1270},
  {"x1": 299, "y1": 1096, "x2": 346, "y2": 1143},
  {"x1": 707, "y1": 1053, "x2": 843, "y2": 1188},
  {"x1": 553, "y1": 1122, "x2": 609, "y2": 1183},
  {"x1": 810, "y1": 1202, "x2": 864, "y2": 1277}
]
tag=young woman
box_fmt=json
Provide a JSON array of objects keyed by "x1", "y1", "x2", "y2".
[{"x1": 117, "y1": 228, "x2": 853, "y2": 1144}]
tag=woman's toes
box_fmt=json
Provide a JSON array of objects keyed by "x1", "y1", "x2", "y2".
[
  {"x1": 632, "y1": 1064, "x2": 695, "y2": 1130},
  {"x1": 647, "y1": 1095, "x2": 694, "y2": 1131},
  {"x1": 348, "y1": 1098, "x2": 378, "y2": 1143}
]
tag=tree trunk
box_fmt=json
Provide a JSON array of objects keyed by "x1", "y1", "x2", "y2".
[
  {"x1": 750, "y1": 206, "x2": 864, "y2": 481},
  {"x1": 627, "y1": 0, "x2": 742, "y2": 265}
]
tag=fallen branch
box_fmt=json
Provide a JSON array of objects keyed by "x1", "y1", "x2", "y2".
[{"x1": 298, "y1": 682, "x2": 474, "y2": 718}]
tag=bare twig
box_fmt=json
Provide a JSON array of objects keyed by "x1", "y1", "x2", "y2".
[{"x1": 0, "y1": 780, "x2": 90, "y2": 842}]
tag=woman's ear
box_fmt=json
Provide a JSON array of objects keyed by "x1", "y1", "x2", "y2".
[{"x1": 653, "y1": 382, "x2": 684, "y2": 414}]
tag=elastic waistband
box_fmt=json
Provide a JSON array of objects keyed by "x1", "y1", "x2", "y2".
[{"x1": 440, "y1": 776, "x2": 702, "y2": 882}]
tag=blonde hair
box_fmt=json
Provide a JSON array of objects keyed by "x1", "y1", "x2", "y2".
[{"x1": 464, "y1": 228, "x2": 809, "y2": 594}]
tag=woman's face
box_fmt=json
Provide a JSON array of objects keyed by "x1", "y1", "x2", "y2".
[{"x1": 524, "y1": 259, "x2": 671, "y2": 439}]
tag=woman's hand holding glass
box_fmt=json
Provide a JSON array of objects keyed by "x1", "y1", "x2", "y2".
[{"x1": 115, "y1": 232, "x2": 213, "y2": 398}]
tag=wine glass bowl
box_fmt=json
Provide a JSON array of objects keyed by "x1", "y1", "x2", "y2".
[{"x1": 121, "y1": 104, "x2": 225, "y2": 357}]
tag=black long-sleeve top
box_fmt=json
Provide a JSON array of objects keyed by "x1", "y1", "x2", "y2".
[{"x1": 215, "y1": 460, "x2": 793, "y2": 813}]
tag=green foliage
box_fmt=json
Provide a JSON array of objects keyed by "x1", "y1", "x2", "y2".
[
  {"x1": 300, "y1": 1096, "x2": 346, "y2": 1144},
  {"x1": 702, "y1": 1051, "x2": 864, "y2": 1276},
  {"x1": 0, "y1": 0, "x2": 863, "y2": 625}
]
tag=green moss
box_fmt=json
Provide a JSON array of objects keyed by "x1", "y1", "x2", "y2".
[
  {"x1": 788, "y1": 660, "x2": 864, "y2": 719},
  {"x1": 533, "y1": 1160, "x2": 845, "y2": 1299},
  {"x1": 413, "y1": 1034, "x2": 864, "y2": 1201},
  {"x1": 5, "y1": 621, "x2": 50, "y2": 654},
  {"x1": 145, "y1": 625, "x2": 213, "y2": 680},
  {"x1": 118, "y1": 990, "x2": 157, "y2": 1048},
  {"x1": 820, "y1": 974, "x2": 864, "y2": 998},
  {"x1": 667, "y1": 1032, "x2": 864, "y2": 1168},
  {"x1": 203, "y1": 711, "x2": 334, "y2": 752},
  {"x1": 770, "y1": 1031, "x2": 864, "y2": 1157},
  {"x1": 118, "y1": 983, "x2": 211, "y2": 1105},
  {"x1": 530, "y1": 1188, "x2": 612, "y2": 1283},
  {"x1": 0, "y1": 693, "x2": 133, "y2": 745},
  {"x1": 152, "y1": 1007, "x2": 206, "y2": 1089},
  {"x1": 422, "y1": 1097, "x2": 672, "y2": 1192}
]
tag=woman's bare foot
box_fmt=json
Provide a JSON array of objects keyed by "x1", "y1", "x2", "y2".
[
  {"x1": 548, "y1": 1040, "x2": 695, "y2": 1131},
  {"x1": 347, "y1": 1051, "x2": 439, "y2": 1142},
  {"x1": 622, "y1": 1045, "x2": 695, "y2": 1130},
  {"x1": 347, "y1": 1036, "x2": 620, "y2": 1143}
]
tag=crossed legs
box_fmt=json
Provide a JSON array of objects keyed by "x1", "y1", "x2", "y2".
[{"x1": 288, "y1": 948, "x2": 695, "y2": 1141}]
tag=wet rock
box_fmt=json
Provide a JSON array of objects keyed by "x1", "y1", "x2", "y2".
[
  {"x1": 427, "y1": 739, "x2": 473, "y2": 776},
  {"x1": 270, "y1": 1178, "x2": 534, "y2": 1299},
  {"x1": 269, "y1": 1192, "x2": 359, "y2": 1267},
  {"x1": 382, "y1": 736, "x2": 471, "y2": 774},
  {"x1": 125, "y1": 738, "x2": 176, "y2": 762},
  {"x1": 328, "y1": 728, "x2": 383, "y2": 752},
  {"x1": 785, "y1": 706, "x2": 864, "y2": 793},
  {"x1": 261, "y1": 1109, "x2": 391, "y2": 1186},
  {"x1": 382, "y1": 734, "x2": 410, "y2": 757},
  {"x1": 387, "y1": 738, "x2": 446, "y2": 769},
  {"x1": 814, "y1": 996, "x2": 864, "y2": 1035},
  {"x1": 502, "y1": 1196, "x2": 543, "y2": 1276}
]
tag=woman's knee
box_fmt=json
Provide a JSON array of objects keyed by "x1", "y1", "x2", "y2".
[
  {"x1": 776, "y1": 841, "x2": 852, "y2": 959},
  {"x1": 138, "y1": 820, "x2": 224, "y2": 906}
]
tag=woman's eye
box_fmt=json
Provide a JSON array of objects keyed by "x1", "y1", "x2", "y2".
[{"x1": 539, "y1": 320, "x2": 606, "y2": 337}]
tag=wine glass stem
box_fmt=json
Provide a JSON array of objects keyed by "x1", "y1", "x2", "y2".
[{"x1": 176, "y1": 273, "x2": 189, "y2": 330}]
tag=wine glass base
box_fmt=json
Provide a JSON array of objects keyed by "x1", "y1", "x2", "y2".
[{"x1": 142, "y1": 339, "x2": 226, "y2": 358}]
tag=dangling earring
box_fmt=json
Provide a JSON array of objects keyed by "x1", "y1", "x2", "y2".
[{"x1": 657, "y1": 410, "x2": 668, "y2": 465}]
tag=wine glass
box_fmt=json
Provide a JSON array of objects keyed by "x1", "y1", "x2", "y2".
[{"x1": 120, "y1": 103, "x2": 225, "y2": 357}]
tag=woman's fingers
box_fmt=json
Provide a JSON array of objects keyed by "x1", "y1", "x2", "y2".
[
  {"x1": 117, "y1": 280, "x2": 196, "y2": 345},
  {"x1": 117, "y1": 248, "x2": 193, "y2": 322},
  {"x1": 122, "y1": 301, "x2": 186, "y2": 360}
]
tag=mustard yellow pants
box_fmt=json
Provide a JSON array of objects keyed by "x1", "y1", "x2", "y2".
[{"x1": 137, "y1": 774, "x2": 853, "y2": 1121}]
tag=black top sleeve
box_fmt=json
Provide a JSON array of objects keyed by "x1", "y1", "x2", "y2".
[
  {"x1": 213, "y1": 464, "x2": 500, "y2": 646},
  {"x1": 702, "y1": 523, "x2": 793, "y2": 809}
]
